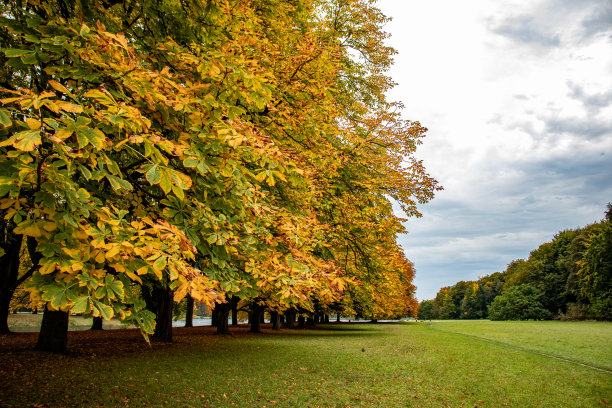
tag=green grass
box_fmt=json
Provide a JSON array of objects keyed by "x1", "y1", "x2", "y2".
[
  {"x1": 1, "y1": 321, "x2": 610, "y2": 407},
  {"x1": 427, "y1": 320, "x2": 612, "y2": 372}
]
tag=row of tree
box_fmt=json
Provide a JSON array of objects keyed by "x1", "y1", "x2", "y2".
[
  {"x1": 418, "y1": 206, "x2": 612, "y2": 321},
  {"x1": 0, "y1": 0, "x2": 440, "y2": 351}
]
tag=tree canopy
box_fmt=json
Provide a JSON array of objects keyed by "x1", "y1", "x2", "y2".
[
  {"x1": 0, "y1": 0, "x2": 440, "y2": 343},
  {"x1": 420, "y1": 208, "x2": 612, "y2": 321}
]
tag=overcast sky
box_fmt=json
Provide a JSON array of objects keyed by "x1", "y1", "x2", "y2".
[{"x1": 377, "y1": 0, "x2": 612, "y2": 300}]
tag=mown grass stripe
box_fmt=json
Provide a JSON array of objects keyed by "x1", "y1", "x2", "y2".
[{"x1": 427, "y1": 322, "x2": 612, "y2": 374}]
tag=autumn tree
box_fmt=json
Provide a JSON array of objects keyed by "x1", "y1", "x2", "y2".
[{"x1": 1, "y1": 0, "x2": 439, "y2": 351}]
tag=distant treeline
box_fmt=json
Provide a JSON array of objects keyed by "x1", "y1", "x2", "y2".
[{"x1": 418, "y1": 205, "x2": 612, "y2": 321}]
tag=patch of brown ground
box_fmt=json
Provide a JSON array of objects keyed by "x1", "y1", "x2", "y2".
[{"x1": 0, "y1": 324, "x2": 278, "y2": 357}]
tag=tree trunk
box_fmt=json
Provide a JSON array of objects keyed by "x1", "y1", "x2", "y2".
[
  {"x1": 215, "y1": 302, "x2": 231, "y2": 334},
  {"x1": 0, "y1": 289, "x2": 13, "y2": 334},
  {"x1": 370, "y1": 319, "x2": 378, "y2": 323},
  {"x1": 151, "y1": 286, "x2": 173, "y2": 343},
  {"x1": 211, "y1": 306, "x2": 219, "y2": 327},
  {"x1": 231, "y1": 301, "x2": 238, "y2": 326},
  {"x1": 271, "y1": 311, "x2": 280, "y2": 330},
  {"x1": 336, "y1": 313, "x2": 340, "y2": 322},
  {"x1": 35, "y1": 308, "x2": 69, "y2": 353},
  {"x1": 249, "y1": 304, "x2": 264, "y2": 333},
  {"x1": 324, "y1": 314, "x2": 330, "y2": 323},
  {"x1": 306, "y1": 315, "x2": 315, "y2": 327},
  {"x1": 185, "y1": 295, "x2": 194, "y2": 327},
  {"x1": 298, "y1": 315, "x2": 305, "y2": 328},
  {"x1": 283, "y1": 309, "x2": 295, "y2": 329},
  {"x1": 0, "y1": 230, "x2": 23, "y2": 334},
  {"x1": 90, "y1": 316, "x2": 103, "y2": 330}
]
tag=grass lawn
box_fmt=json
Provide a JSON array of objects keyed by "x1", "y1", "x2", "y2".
[{"x1": 0, "y1": 321, "x2": 610, "y2": 407}]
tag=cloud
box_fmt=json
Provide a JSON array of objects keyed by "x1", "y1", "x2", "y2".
[
  {"x1": 580, "y1": 2, "x2": 612, "y2": 40},
  {"x1": 400, "y1": 146, "x2": 612, "y2": 300},
  {"x1": 568, "y1": 82, "x2": 612, "y2": 114},
  {"x1": 378, "y1": 0, "x2": 612, "y2": 300},
  {"x1": 492, "y1": 16, "x2": 561, "y2": 48}
]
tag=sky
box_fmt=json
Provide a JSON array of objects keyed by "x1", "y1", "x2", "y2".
[{"x1": 377, "y1": 0, "x2": 612, "y2": 300}]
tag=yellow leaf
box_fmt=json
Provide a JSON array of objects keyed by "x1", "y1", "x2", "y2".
[
  {"x1": 11, "y1": 130, "x2": 41, "y2": 151},
  {"x1": 48, "y1": 80, "x2": 71, "y2": 95},
  {"x1": 57, "y1": 101, "x2": 83, "y2": 113},
  {"x1": 25, "y1": 118, "x2": 41, "y2": 130},
  {"x1": 136, "y1": 265, "x2": 149, "y2": 275},
  {"x1": 125, "y1": 270, "x2": 143, "y2": 284},
  {"x1": 105, "y1": 244, "x2": 121, "y2": 259},
  {"x1": 55, "y1": 128, "x2": 73, "y2": 140},
  {"x1": 39, "y1": 262, "x2": 56, "y2": 275},
  {"x1": 94, "y1": 250, "x2": 106, "y2": 263},
  {"x1": 14, "y1": 221, "x2": 42, "y2": 237},
  {"x1": 173, "y1": 283, "x2": 189, "y2": 302}
]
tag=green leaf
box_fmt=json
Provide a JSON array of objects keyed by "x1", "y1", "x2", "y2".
[
  {"x1": 107, "y1": 175, "x2": 133, "y2": 192},
  {"x1": 153, "y1": 256, "x2": 167, "y2": 273},
  {"x1": 183, "y1": 158, "x2": 199, "y2": 168},
  {"x1": 129, "y1": 308, "x2": 156, "y2": 335},
  {"x1": 92, "y1": 299, "x2": 114, "y2": 320},
  {"x1": 3, "y1": 49, "x2": 33, "y2": 58},
  {"x1": 79, "y1": 164, "x2": 92, "y2": 180},
  {"x1": 79, "y1": 24, "x2": 90, "y2": 37},
  {"x1": 0, "y1": 109, "x2": 11, "y2": 127},
  {"x1": 77, "y1": 272, "x2": 100, "y2": 290},
  {"x1": 41, "y1": 281, "x2": 78, "y2": 310},
  {"x1": 76, "y1": 126, "x2": 105, "y2": 149},
  {"x1": 98, "y1": 275, "x2": 124, "y2": 300},
  {"x1": 145, "y1": 164, "x2": 161, "y2": 184},
  {"x1": 72, "y1": 295, "x2": 93, "y2": 314},
  {"x1": 159, "y1": 169, "x2": 172, "y2": 194}
]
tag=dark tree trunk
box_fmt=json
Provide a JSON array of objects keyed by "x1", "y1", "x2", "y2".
[
  {"x1": 370, "y1": 319, "x2": 378, "y2": 323},
  {"x1": 90, "y1": 316, "x2": 103, "y2": 330},
  {"x1": 151, "y1": 286, "x2": 173, "y2": 342},
  {"x1": 249, "y1": 304, "x2": 265, "y2": 333},
  {"x1": 307, "y1": 315, "x2": 315, "y2": 327},
  {"x1": 270, "y1": 311, "x2": 280, "y2": 330},
  {"x1": 0, "y1": 230, "x2": 23, "y2": 334},
  {"x1": 185, "y1": 295, "x2": 194, "y2": 327},
  {"x1": 0, "y1": 289, "x2": 12, "y2": 334},
  {"x1": 36, "y1": 308, "x2": 69, "y2": 353},
  {"x1": 215, "y1": 302, "x2": 231, "y2": 334},
  {"x1": 283, "y1": 309, "x2": 295, "y2": 329},
  {"x1": 260, "y1": 310, "x2": 265, "y2": 324},
  {"x1": 324, "y1": 314, "x2": 330, "y2": 323},
  {"x1": 231, "y1": 300, "x2": 238, "y2": 326},
  {"x1": 336, "y1": 313, "x2": 340, "y2": 322},
  {"x1": 211, "y1": 306, "x2": 219, "y2": 327},
  {"x1": 280, "y1": 315, "x2": 285, "y2": 324},
  {"x1": 298, "y1": 315, "x2": 306, "y2": 328}
]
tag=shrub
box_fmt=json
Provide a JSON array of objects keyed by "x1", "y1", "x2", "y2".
[{"x1": 488, "y1": 284, "x2": 552, "y2": 320}]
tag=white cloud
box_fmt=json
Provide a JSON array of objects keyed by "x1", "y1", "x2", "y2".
[{"x1": 379, "y1": 0, "x2": 612, "y2": 300}]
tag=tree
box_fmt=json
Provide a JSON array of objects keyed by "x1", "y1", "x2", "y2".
[
  {"x1": 488, "y1": 284, "x2": 551, "y2": 321},
  {"x1": 1, "y1": 0, "x2": 439, "y2": 350},
  {"x1": 417, "y1": 300, "x2": 436, "y2": 320},
  {"x1": 577, "y1": 222, "x2": 612, "y2": 320}
]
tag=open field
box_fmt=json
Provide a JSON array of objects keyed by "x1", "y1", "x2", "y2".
[{"x1": 1, "y1": 321, "x2": 610, "y2": 407}]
